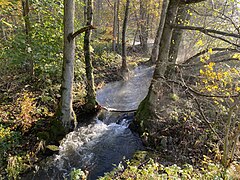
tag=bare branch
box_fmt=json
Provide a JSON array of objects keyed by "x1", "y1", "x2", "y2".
[
  {"x1": 183, "y1": 48, "x2": 239, "y2": 64},
  {"x1": 206, "y1": 33, "x2": 240, "y2": 48},
  {"x1": 171, "y1": 24, "x2": 240, "y2": 39},
  {"x1": 166, "y1": 78, "x2": 239, "y2": 98},
  {"x1": 67, "y1": 25, "x2": 96, "y2": 42},
  {"x1": 194, "y1": 98, "x2": 222, "y2": 143},
  {"x1": 176, "y1": 58, "x2": 240, "y2": 68},
  {"x1": 181, "y1": 0, "x2": 206, "y2": 4}
]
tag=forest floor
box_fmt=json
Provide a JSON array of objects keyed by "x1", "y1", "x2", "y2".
[
  {"x1": 0, "y1": 46, "x2": 239, "y2": 179},
  {"x1": 0, "y1": 48, "x2": 148, "y2": 178}
]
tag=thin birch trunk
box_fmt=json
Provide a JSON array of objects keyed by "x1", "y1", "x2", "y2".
[{"x1": 60, "y1": 0, "x2": 76, "y2": 130}]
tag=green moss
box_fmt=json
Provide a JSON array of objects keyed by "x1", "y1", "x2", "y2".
[
  {"x1": 49, "y1": 119, "x2": 66, "y2": 142},
  {"x1": 135, "y1": 94, "x2": 152, "y2": 133},
  {"x1": 130, "y1": 151, "x2": 148, "y2": 166},
  {"x1": 37, "y1": 131, "x2": 50, "y2": 141}
]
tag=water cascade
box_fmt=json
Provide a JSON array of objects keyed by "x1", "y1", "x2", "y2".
[{"x1": 24, "y1": 65, "x2": 154, "y2": 180}]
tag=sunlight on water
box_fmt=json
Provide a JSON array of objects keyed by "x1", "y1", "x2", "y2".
[{"x1": 97, "y1": 65, "x2": 154, "y2": 111}]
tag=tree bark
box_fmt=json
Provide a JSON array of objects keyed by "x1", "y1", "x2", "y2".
[
  {"x1": 21, "y1": 0, "x2": 33, "y2": 76},
  {"x1": 121, "y1": 0, "x2": 130, "y2": 75},
  {"x1": 165, "y1": 5, "x2": 190, "y2": 78},
  {"x1": 60, "y1": 0, "x2": 76, "y2": 130},
  {"x1": 83, "y1": 0, "x2": 87, "y2": 24},
  {"x1": 139, "y1": 0, "x2": 148, "y2": 52},
  {"x1": 116, "y1": 0, "x2": 120, "y2": 49},
  {"x1": 0, "y1": 22, "x2": 7, "y2": 41},
  {"x1": 136, "y1": 0, "x2": 180, "y2": 132},
  {"x1": 84, "y1": 0, "x2": 96, "y2": 110},
  {"x1": 132, "y1": 11, "x2": 140, "y2": 48},
  {"x1": 149, "y1": 0, "x2": 169, "y2": 64},
  {"x1": 112, "y1": 0, "x2": 118, "y2": 52}
]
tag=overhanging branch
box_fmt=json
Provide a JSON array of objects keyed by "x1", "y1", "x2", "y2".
[
  {"x1": 181, "y1": 0, "x2": 206, "y2": 4},
  {"x1": 184, "y1": 48, "x2": 239, "y2": 64},
  {"x1": 171, "y1": 24, "x2": 240, "y2": 39},
  {"x1": 177, "y1": 58, "x2": 240, "y2": 67},
  {"x1": 67, "y1": 25, "x2": 96, "y2": 42}
]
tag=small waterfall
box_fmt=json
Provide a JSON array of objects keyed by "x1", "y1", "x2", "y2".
[
  {"x1": 54, "y1": 118, "x2": 142, "y2": 179},
  {"x1": 24, "y1": 65, "x2": 154, "y2": 180},
  {"x1": 25, "y1": 115, "x2": 143, "y2": 180}
]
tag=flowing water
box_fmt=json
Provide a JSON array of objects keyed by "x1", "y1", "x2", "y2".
[
  {"x1": 25, "y1": 65, "x2": 154, "y2": 180},
  {"x1": 97, "y1": 65, "x2": 154, "y2": 111}
]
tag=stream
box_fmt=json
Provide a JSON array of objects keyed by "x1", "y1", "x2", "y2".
[{"x1": 25, "y1": 65, "x2": 154, "y2": 180}]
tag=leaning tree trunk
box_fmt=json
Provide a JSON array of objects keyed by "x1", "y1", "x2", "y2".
[
  {"x1": 165, "y1": 5, "x2": 190, "y2": 78},
  {"x1": 84, "y1": 0, "x2": 96, "y2": 110},
  {"x1": 136, "y1": 0, "x2": 180, "y2": 132},
  {"x1": 60, "y1": 0, "x2": 76, "y2": 131},
  {"x1": 21, "y1": 0, "x2": 33, "y2": 76},
  {"x1": 121, "y1": 0, "x2": 130, "y2": 77},
  {"x1": 149, "y1": 0, "x2": 169, "y2": 64}
]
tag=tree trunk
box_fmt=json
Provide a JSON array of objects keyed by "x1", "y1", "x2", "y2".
[
  {"x1": 132, "y1": 12, "x2": 139, "y2": 47},
  {"x1": 165, "y1": 5, "x2": 190, "y2": 78},
  {"x1": 121, "y1": 0, "x2": 130, "y2": 75},
  {"x1": 83, "y1": 0, "x2": 87, "y2": 24},
  {"x1": 0, "y1": 23, "x2": 7, "y2": 41},
  {"x1": 60, "y1": 0, "x2": 76, "y2": 130},
  {"x1": 149, "y1": 0, "x2": 169, "y2": 64},
  {"x1": 21, "y1": 0, "x2": 33, "y2": 76},
  {"x1": 112, "y1": 0, "x2": 118, "y2": 52},
  {"x1": 84, "y1": 0, "x2": 96, "y2": 110},
  {"x1": 116, "y1": 0, "x2": 120, "y2": 50},
  {"x1": 136, "y1": 0, "x2": 180, "y2": 132},
  {"x1": 139, "y1": 0, "x2": 148, "y2": 52}
]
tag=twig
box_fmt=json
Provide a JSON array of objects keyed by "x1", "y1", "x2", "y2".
[
  {"x1": 166, "y1": 79, "x2": 240, "y2": 98},
  {"x1": 194, "y1": 98, "x2": 223, "y2": 144}
]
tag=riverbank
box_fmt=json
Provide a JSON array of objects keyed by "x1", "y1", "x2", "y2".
[{"x1": 0, "y1": 49, "x2": 147, "y2": 179}]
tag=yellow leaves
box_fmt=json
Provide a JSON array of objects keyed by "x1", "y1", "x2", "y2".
[
  {"x1": 216, "y1": 73, "x2": 223, "y2": 80},
  {"x1": 207, "y1": 62, "x2": 215, "y2": 71},
  {"x1": 0, "y1": 0, "x2": 12, "y2": 7},
  {"x1": 236, "y1": 86, "x2": 240, "y2": 92},
  {"x1": 187, "y1": 9, "x2": 193, "y2": 16},
  {"x1": 232, "y1": 53, "x2": 240, "y2": 60},
  {"x1": 230, "y1": 68, "x2": 238, "y2": 74},
  {"x1": 200, "y1": 55, "x2": 210, "y2": 63},
  {"x1": 196, "y1": 40, "x2": 204, "y2": 46},
  {"x1": 200, "y1": 56, "x2": 205, "y2": 63},
  {"x1": 199, "y1": 61, "x2": 240, "y2": 97},
  {"x1": 208, "y1": 48, "x2": 213, "y2": 54},
  {"x1": 184, "y1": 20, "x2": 190, "y2": 26},
  {"x1": 0, "y1": 0, "x2": 19, "y2": 7}
]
